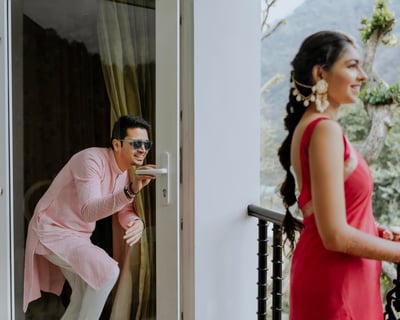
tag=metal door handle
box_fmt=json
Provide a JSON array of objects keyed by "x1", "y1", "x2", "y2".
[{"x1": 159, "y1": 152, "x2": 170, "y2": 205}]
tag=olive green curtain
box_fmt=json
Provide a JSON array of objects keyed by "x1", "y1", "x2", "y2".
[{"x1": 97, "y1": 1, "x2": 155, "y2": 319}]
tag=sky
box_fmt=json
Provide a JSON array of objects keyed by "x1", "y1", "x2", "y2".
[{"x1": 264, "y1": 0, "x2": 306, "y2": 23}]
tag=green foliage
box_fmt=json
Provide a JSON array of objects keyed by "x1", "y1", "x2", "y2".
[
  {"x1": 340, "y1": 105, "x2": 400, "y2": 225},
  {"x1": 381, "y1": 272, "x2": 395, "y2": 299},
  {"x1": 338, "y1": 101, "x2": 370, "y2": 142},
  {"x1": 261, "y1": 0, "x2": 400, "y2": 223},
  {"x1": 359, "y1": 81, "x2": 400, "y2": 106},
  {"x1": 360, "y1": 0, "x2": 397, "y2": 45},
  {"x1": 370, "y1": 108, "x2": 400, "y2": 224},
  {"x1": 371, "y1": 162, "x2": 400, "y2": 224}
]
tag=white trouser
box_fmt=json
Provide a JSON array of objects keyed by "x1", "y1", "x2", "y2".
[{"x1": 45, "y1": 252, "x2": 119, "y2": 320}]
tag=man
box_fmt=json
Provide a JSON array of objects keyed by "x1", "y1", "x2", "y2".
[{"x1": 23, "y1": 115, "x2": 156, "y2": 319}]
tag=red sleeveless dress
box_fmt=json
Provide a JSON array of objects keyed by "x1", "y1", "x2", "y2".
[{"x1": 289, "y1": 117, "x2": 383, "y2": 320}]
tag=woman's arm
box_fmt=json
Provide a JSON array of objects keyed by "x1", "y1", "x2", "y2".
[{"x1": 309, "y1": 120, "x2": 400, "y2": 264}]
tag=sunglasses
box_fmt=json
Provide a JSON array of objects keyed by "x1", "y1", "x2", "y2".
[{"x1": 119, "y1": 139, "x2": 153, "y2": 151}]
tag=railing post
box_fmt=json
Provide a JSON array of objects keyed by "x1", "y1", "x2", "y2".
[
  {"x1": 271, "y1": 223, "x2": 282, "y2": 320},
  {"x1": 385, "y1": 264, "x2": 400, "y2": 320},
  {"x1": 248, "y1": 205, "x2": 286, "y2": 320},
  {"x1": 256, "y1": 219, "x2": 268, "y2": 320}
]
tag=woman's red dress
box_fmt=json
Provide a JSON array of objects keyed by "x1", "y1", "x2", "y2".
[{"x1": 290, "y1": 117, "x2": 383, "y2": 320}]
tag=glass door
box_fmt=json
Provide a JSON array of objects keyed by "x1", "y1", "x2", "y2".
[{"x1": 10, "y1": 0, "x2": 181, "y2": 318}]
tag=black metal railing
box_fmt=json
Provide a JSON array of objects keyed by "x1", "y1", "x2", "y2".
[
  {"x1": 248, "y1": 204, "x2": 400, "y2": 320},
  {"x1": 248, "y1": 204, "x2": 285, "y2": 320},
  {"x1": 385, "y1": 264, "x2": 400, "y2": 319}
]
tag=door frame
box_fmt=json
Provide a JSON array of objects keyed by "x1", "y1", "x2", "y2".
[
  {"x1": 180, "y1": 0, "x2": 195, "y2": 319},
  {"x1": 0, "y1": 0, "x2": 14, "y2": 318},
  {"x1": 155, "y1": 0, "x2": 181, "y2": 319},
  {"x1": 2, "y1": 0, "x2": 183, "y2": 318}
]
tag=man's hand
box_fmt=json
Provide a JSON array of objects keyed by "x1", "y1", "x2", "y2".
[
  {"x1": 123, "y1": 219, "x2": 144, "y2": 246},
  {"x1": 131, "y1": 165, "x2": 157, "y2": 194}
]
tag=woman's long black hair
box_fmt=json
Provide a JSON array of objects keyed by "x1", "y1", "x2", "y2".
[{"x1": 277, "y1": 30, "x2": 355, "y2": 251}]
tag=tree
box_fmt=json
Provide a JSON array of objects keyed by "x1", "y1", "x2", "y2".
[
  {"x1": 340, "y1": 0, "x2": 400, "y2": 223},
  {"x1": 260, "y1": 0, "x2": 286, "y2": 208},
  {"x1": 261, "y1": 0, "x2": 286, "y2": 41},
  {"x1": 340, "y1": 0, "x2": 400, "y2": 286},
  {"x1": 358, "y1": 0, "x2": 400, "y2": 163}
]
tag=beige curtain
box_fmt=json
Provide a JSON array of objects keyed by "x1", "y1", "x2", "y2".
[{"x1": 97, "y1": 1, "x2": 155, "y2": 318}]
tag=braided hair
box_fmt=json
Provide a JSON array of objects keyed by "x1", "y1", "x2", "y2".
[{"x1": 277, "y1": 31, "x2": 356, "y2": 251}]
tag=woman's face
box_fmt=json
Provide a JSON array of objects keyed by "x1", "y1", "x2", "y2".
[{"x1": 324, "y1": 45, "x2": 367, "y2": 107}]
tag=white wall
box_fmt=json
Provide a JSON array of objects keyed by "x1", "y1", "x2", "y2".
[{"x1": 192, "y1": 1, "x2": 261, "y2": 318}]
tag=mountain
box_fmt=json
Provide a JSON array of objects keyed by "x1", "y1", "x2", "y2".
[
  {"x1": 261, "y1": 0, "x2": 400, "y2": 125},
  {"x1": 260, "y1": 0, "x2": 400, "y2": 196}
]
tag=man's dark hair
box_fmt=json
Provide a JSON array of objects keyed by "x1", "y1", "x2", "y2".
[{"x1": 110, "y1": 115, "x2": 151, "y2": 149}]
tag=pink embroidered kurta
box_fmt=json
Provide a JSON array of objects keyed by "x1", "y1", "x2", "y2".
[{"x1": 23, "y1": 147, "x2": 139, "y2": 312}]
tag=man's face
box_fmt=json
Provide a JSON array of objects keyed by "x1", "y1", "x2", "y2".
[{"x1": 113, "y1": 127, "x2": 151, "y2": 170}]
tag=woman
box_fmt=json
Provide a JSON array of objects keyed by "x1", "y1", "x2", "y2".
[{"x1": 277, "y1": 30, "x2": 400, "y2": 319}]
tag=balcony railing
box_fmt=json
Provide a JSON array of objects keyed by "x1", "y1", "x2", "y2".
[{"x1": 247, "y1": 204, "x2": 400, "y2": 320}]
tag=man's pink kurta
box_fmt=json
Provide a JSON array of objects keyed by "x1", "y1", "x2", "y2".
[{"x1": 23, "y1": 147, "x2": 139, "y2": 312}]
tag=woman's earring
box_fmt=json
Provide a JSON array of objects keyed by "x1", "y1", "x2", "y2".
[{"x1": 312, "y1": 79, "x2": 329, "y2": 112}]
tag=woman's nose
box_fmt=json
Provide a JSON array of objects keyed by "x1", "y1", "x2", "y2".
[{"x1": 359, "y1": 67, "x2": 368, "y2": 82}]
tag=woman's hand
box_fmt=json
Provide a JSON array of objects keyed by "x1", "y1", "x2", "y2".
[
  {"x1": 377, "y1": 224, "x2": 400, "y2": 241},
  {"x1": 390, "y1": 226, "x2": 400, "y2": 241},
  {"x1": 123, "y1": 219, "x2": 145, "y2": 246}
]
